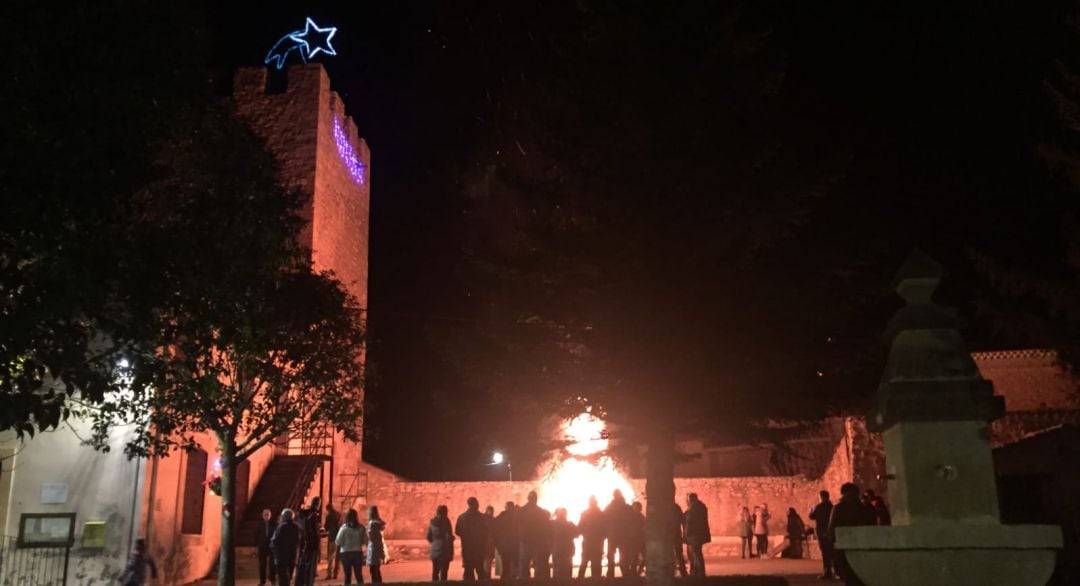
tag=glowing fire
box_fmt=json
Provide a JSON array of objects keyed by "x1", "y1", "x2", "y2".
[{"x1": 537, "y1": 413, "x2": 635, "y2": 524}]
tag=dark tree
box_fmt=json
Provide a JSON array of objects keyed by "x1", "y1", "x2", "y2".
[
  {"x1": 86, "y1": 103, "x2": 366, "y2": 586},
  {"x1": 975, "y1": 5, "x2": 1080, "y2": 383},
  {"x1": 438, "y1": 4, "x2": 851, "y2": 583},
  {"x1": 0, "y1": 1, "x2": 220, "y2": 436}
]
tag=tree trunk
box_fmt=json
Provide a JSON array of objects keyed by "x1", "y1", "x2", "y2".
[
  {"x1": 645, "y1": 428, "x2": 675, "y2": 586},
  {"x1": 218, "y1": 435, "x2": 237, "y2": 586}
]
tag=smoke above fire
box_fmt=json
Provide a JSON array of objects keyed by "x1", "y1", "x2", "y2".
[{"x1": 536, "y1": 412, "x2": 635, "y2": 524}]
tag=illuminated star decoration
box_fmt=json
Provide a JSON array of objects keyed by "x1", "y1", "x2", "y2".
[
  {"x1": 265, "y1": 17, "x2": 338, "y2": 70},
  {"x1": 333, "y1": 117, "x2": 366, "y2": 185}
]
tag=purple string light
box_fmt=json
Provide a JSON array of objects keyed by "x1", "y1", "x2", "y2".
[{"x1": 333, "y1": 116, "x2": 366, "y2": 186}]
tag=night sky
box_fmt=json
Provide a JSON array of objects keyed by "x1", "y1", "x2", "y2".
[{"x1": 220, "y1": 1, "x2": 1078, "y2": 480}]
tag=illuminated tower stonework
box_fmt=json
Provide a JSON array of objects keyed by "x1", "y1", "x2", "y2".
[{"x1": 232, "y1": 64, "x2": 369, "y2": 502}]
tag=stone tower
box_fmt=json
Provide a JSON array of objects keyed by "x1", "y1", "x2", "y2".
[{"x1": 232, "y1": 64, "x2": 370, "y2": 505}]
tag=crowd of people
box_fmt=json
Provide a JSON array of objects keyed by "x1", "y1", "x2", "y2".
[
  {"x1": 809, "y1": 483, "x2": 892, "y2": 585},
  {"x1": 244, "y1": 482, "x2": 888, "y2": 586},
  {"x1": 427, "y1": 490, "x2": 712, "y2": 582},
  {"x1": 254, "y1": 496, "x2": 386, "y2": 586}
]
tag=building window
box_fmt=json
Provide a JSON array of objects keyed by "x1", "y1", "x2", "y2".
[{"x1": 181, "y1": 449, "x2": 208, "y2": 535}]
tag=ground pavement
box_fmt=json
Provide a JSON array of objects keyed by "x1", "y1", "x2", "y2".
[{"x1": 193, "y1": 557, "x2": 825, "y2": 585}]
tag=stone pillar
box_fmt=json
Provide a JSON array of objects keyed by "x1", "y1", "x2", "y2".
[{"x1": 836, "y1": 250, "x2": 1061, "y2": 586}]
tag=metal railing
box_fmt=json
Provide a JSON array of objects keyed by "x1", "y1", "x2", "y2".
[{"x1": 0, "y1": 534, "x2": 70, "y2": 586}]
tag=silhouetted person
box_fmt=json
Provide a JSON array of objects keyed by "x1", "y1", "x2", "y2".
[
  {"x1": 737, "y1": 506, "x2": 753, "y2": 559},
  {"x1": 271, "y1": 508, "x2": 303, "y2": 586},
  {"x1": 551, "y1": 507, "x2": 579, "y2": 580},
  {"x1": 336, "y1": 508, "x2": 368, "y2": 586},
  {"x1": 863, "y1": 490, "x2": 892, "y2": 526},
  {"x1": 577, "y1": 496, "x2": 606, "y2": 578},
  {"x1": 296, "y1": 497, "x2": 322, "y2": 586},
  {"x1": 456, "y1": 497, "x2": 489, "y2": 581},
  {"x1": 604, "y1": 489, "x2": 633, "y2": 577},
  {"x1": 517, "y1": 491, "x2": 552, "y2": 578},
  {"x1": 753, "y1": 504, "x2": 771, "y2": 558},
  {"x1": 782, "y1": 507, "x2": 806, "y2": 559},
  {"x1": 120, "y1": 537, "x2": 157, "y2": 586},
  {"x1": 256, "y1": 508, "x2": 278, "y2": 586},
  {"x1": 684, "y1": 493, "x2": 711, "y2": 577},
  {"x1": 326, "y1": 503, "x2": 342, "y2": 581},
  {"x1": 829, "y1": 483, "x2": 874, "y2": 586},
  {"x1": 427, "y1": 505, "x2": 455, "y2": 581},
  {"x1": 671, "y1": 502, "x2": 689, "y2": 576},
  {"x1": 367, "y1": 506, "x2": 387, "y2": 583},
  {"x1": 493, "y1": 502, "x2": 519, "y2": 580},
  {"x1": 483, "y1": 505, "x2": 497, "y2": 579},
  {"x1": 627, "y1": 501, "x2": 647, "y2": 575},
  {"x1": 809, "y1": 490, "x2": 835, "y2": 579}
]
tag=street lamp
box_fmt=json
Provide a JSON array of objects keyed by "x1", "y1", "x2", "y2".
[{"x1": 489, "y1": 451, "x2": 512, "y2": 481}]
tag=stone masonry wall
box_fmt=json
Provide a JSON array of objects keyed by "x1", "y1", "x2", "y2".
[
  {"x1": 233, "y1": 64, "x2": 370, "y2": 497},
  {"x1": 370, "y1": 475, "x2": 830, "y2": 543}
]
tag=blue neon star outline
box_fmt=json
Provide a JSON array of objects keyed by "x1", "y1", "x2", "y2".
[
  {"x1": 290, "y1": 18, "x2": 337, "y2": 59},
  {"x1": 265, "y1": 17, "x2": 338, "y2": 70}
]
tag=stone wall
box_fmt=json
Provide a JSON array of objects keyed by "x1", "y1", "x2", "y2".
[{"x1": 368, "y1": 474, "x2": 831, "y2": 543}]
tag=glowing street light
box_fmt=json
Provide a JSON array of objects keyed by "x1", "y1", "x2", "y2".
[{"x1": 489, "y1": 451, "x2": 512, "y2": 481}]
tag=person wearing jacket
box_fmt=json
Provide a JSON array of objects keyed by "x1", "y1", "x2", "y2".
[
  {"x1": 829, "y1": 483, "x2": 875, "y2": 586},
  {"x1": 737, "y1": 506, "x2": 753, "y2": 559},
  {"x1": 493, "y1": 502, "x2": 519, "y2": 580},
  {"x1": 550, "y1": 507, "x2": 580, "y2": 580},
  {"x1": 271, "y1": 508, "x2": 304, "y2": 586},
  {"x1": 427, "y1": 505, "x2": 455, "y2": 581},
  {"x1": 367, "y1": 506, "x2": 387, "y2": 583},
  {"x1": 456, "y1": 497, "x2": 489, "y2": 581},
  {"x1": 336, "y1": 509, "x2": 368, "y2": 586},
  {"x1": 120, "y1": 538, "x2": 157, "y2": 586},
  {"x1": 782, "y1": 508, "x2": 806, "y2": 559},
  {"x1": 577, "y1": 497, "x2": 605, "y2": 578},
  {"x1": 684, "y1": 493, "x2": 711, "y2": 577},
  {"x1": 482, "y1": 506, "x2": 496, "y2": 579},
  {"x1": 809, "y1": 490, "x2": 835, "y2": 578},
  {"x1": 516, "y1": 491, "x2": 552, "y2": 579},
  {"x1": 671, "y1": 502, "x2": 689, "y2": 577},
  {"x1": 256, "y1": 509, "x2": 278, "y2": 586},
  {"x1": 753, "y1": 504, "x2": 771, "y2": 558}
]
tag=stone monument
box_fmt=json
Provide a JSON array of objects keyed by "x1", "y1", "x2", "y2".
[{"x1": 835, "y1": 250, "x2": 1062, "y2": 585}]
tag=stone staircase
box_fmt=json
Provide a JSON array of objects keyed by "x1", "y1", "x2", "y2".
[{"x1": 235, "y1": 455, "x2": 325, "y2": 546}]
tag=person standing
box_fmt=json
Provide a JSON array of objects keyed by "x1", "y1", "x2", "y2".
[
  {"x1": 753, "y1": 504, "x2": 771, "y2": 558},
  {"x1": 271, "y1": 508, "x2": 303, "y2": 586},
  {"x1": 516, "y1": 491, "x2": 552, "y2": 579},
  {"x1": 551, "y1": 507, "x2": 579, "y2": 580},
  {"x1": 456, "y1": 497, "x2": 489, "y2": 581},
  {"x1": 256, "y1": 509, "x2": 278, "y2": 586},
  {"x1": 427, "y1": 505, "x2": 455, "y2": 581},
  {"x1": 296, "y1": 497, "x2": 322, "y2": 586},
  {"x1": 670, "y1": 502, "x2": 689, "y2": 577},
  {"x1": 604, "y1": 489, "x2": 633, "y2": 578},
  {"x1": 737, "y1": 506, "x2": 753, "y2": 559},
  {"x1": 829, "y1": 483, "x2": 874, "y2": 586},
  {"x1": 783, "y1": 508, "x2": 806, "y2": 559},
  {"x1": 493, "y1": 502, "x2": 519, "y2": 580},
  {"x1": 336, "y1": 509, "x2": 368, "y2": 586},
  {"x1": 119, "y1": 538, "x2": 157, "y2": 586},
  {"x1": 684, "y1": 493, "x2": 711, "y2": 577},
  {"x1": 325, "y1": 504, "x2": 342, "y2": 581},
  {"x1": 577, "y1": 496, "x2": 606, "y2": 578},
  {"x1": 482, "y1": 505, "x2": 497, "y2": 579},
  {"x1": 627, "y1": 501, "x2": 647, "y2": 575},
  {"x1": 809, "y1": 490, "x2": 835, "y2": 579},
  {"x1": 367, "y1": 506, "x2": 387, "y2": 583}
]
